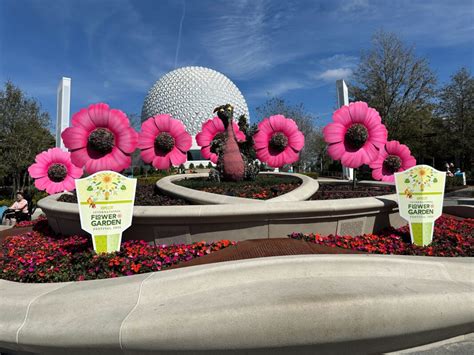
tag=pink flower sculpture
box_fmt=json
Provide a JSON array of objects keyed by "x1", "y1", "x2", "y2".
[
  {"x1": 323, "y1": 101, "x2": 388, "y2": 168},
  {"x1": 61, "y1": 103, "x2": 138, "y2": 174},
  {"x1": 138, "y1": 114, "x2": 192, "y2": 170},
  {"x1": 28, "y1": 148, "x2": 83, "y2": 194},
  {"x1": 253, "y1": 115, "x2": 305, "y2": 168},
  {"x1": 370, "y1": 140, "x2": 416, "y2": 182},
  {"x1": 196, "y1": 117, "x2": 246, "y2": 164}
]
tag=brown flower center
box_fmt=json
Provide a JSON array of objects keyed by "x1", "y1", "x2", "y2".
[
  {"x1": 344, "y1": 123, "x2": 368, "y2": 150},
  {"x1": 269, "y1": 132, "x2": 288, "y2": 153},
  {"x1": 47, "y1": 163, "x2": 67, "y2": 182},
  {"x1": 154, "y1": 132, "x2": 175, "y2": 153},
  {"x1": 88, "y1": 128, "x2": 115, "y2": 155},
  {"x1": 383, "y1": 155, "x2": 402, "y2": 174},
  {"x1": 210, "y1": 132, "x2": 226, "y2": 154}
]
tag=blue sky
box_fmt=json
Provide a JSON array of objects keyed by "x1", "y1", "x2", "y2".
[{"x1": 0, "y1": 0, "x2": 473, "y2": 131}]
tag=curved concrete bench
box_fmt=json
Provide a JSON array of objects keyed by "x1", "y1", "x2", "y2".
[
  {"x1": 1, "y1": 255, "x2": 472, "y2": 354},
  {"x1": 156, "y1": 172, "x2": 319, "y2": 204},
  {"x1": 38, "y1": 190, "x2": 402, "y2": 244}
]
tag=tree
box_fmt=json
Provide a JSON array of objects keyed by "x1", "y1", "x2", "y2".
[
  {"x1": 256, "y1": 97, "x2": 322, "y2": 171},
  {"x1": 350, "y1": 31, "x2": 437, "y2": 160},
  {"x1": 436, "y1": 68, "x2": 474, "y2": 172},
  {"x1": 0, "y1": 81, "x2": 54, "y2": 194}
]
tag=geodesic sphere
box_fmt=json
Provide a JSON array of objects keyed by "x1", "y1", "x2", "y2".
[{"x1": 141, "y1": 66, "x2": 250, "y2": 136}]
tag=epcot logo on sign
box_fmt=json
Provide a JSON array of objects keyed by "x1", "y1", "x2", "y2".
[
  {"x1": 75, "y1": 171, "x2": 136, "y2": 253},
  {"x1": 394, "y1": 165, "x2": 446, "y2": 246}
]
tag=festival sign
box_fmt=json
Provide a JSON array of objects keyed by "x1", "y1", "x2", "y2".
[
  {"x1": 75, "y1": 171, "x2": 136, "y2": 253},
  {"x1": 394, "y1": 165, "x2": 446, "y2": 246}
]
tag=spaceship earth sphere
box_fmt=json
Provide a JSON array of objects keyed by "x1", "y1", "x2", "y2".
[{"x1": 141, "y1": 66, "x2": 250, "y2": 136}]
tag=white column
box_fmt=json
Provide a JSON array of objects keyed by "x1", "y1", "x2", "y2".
[
  {"x1": 336, "y1": 79, "x2": 353, "y2": 181},
  {"x1": 56, "y1": 77, "x2": 71, "y2": 150}
]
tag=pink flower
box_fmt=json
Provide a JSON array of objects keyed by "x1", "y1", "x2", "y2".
[
  {"x1": 61, "y1": 103, "x2": 138, "y2": 174},
  {"x1": 253, "y1": 115, "x2": 304, "y2": 168},
  {"x1": 138, "y1": 114, "x2": 192, "y2": 170},
  {"x1": 28, "y1": 148, "x2": 83, "y2": 194},
  {"x1": 196, "y1": 117, "x2": 246, "y2": 164},
  {"x1": 323, "y1": 101, "x2": 388, "y2": 168},
  {"x1": 370, "y1": 140, "x2": 416, "y2": 182}
]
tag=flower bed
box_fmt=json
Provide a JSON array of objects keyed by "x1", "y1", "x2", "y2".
[
  {"x1": 0, "y1": 219, "x2": 234, "y2": 283},
  {"x1": 310, "y1": 183, "x2": 395, "y2": 200},
  {"x1": 174, "y1": 175, "x2": 301, "y2": 200},
  {"x1": 12, "y1": 215, "x2": 47, "y2": 228},
  {"x1": 290, "y1": 216, "x2": 473, "y2": 257},
  {"x1": 58, "y1": 182, "x2": 190, "y2": 206}
]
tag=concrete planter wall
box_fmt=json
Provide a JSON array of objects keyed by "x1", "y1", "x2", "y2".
[
  {"x1": 156, "y1": 172, "x2": 319, "y2": 204},
  {"x1": 38, "y1": 188, "x2": 403, "y2": 245},
  {"x1": 1, "y1": 255, "x2": 472, "y2": 354}
]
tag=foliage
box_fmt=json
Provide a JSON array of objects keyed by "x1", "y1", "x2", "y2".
[
  {"x1": 301, "y1": 172, "x2": 319, "y2": 179},
  {"x1": 445, "y1": 176, "x2": 465, "y2": 189},
  {"x1": 175, "y1": 175, "x2": 301, "y2": 200},
  {"x1": 309, "y1": 183, "x2": 395, "y2": 200},
  {"x1": 0, "y1": 82, "x2": 54, "y2": 195},
  {"x1": 350, "y1": 31, "x2": 436, "y2": 160},
  {"x1": 58, "y1": 183, "x2": 189, "y2": 206},
  {"x1": 0, "y1": 221, "x2": 235, "y2": 282},
  {"x1": 289, "y1": 216, "x2": 473, "y2": 257},
  {"x1": 434, "y1": 68, "x2": 474, "y2": 172}
]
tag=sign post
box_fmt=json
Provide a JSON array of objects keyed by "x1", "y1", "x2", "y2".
[
  {"x1": 394, "y1": 165, "x2": 446, "y2": 246},
  {"x1": 75, "y1": 171, "x2": 136, "y2": 253}
]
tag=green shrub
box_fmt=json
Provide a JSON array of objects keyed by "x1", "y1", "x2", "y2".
[
  {"x1": 137, "y1": 176, "x2": 165, "y2": 186},
  {"x1": 188, "y1": 163, "x2": 195, "y2": 170},
  {"x1": 302, "y1": 172, "x2": 319, "y2": 179},
  {"x1": 197, "y1": 163, "x2": 205, "y2": 169},
  {"x1": 446, "y1": 175, "x2": 464, "y2": 188},
  {"x1": 0, "y1": 198, "x2": 13, "y2": 207}
]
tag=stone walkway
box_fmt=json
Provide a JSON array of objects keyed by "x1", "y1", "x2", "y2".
[{"x1": 444, "y1": 186, "x2": 474, "y2": 206}]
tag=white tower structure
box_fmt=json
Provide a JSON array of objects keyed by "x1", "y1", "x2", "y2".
[
  {"x1": 336, "y1": 79, "x2": 354, "y2": 181},
  {"x1": 56, "y1": 77, "x2": 71, "y2": 150}
]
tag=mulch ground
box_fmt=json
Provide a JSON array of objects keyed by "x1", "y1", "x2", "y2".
[{"x1": 168, "y1": 238, "x2": 363, "y2": 270}]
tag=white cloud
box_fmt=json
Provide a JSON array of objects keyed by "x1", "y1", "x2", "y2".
[
  {"x1": 201, "y1": 0, "x2": 305, "y2": 79},
  {"x1": 340, "y1": 0, "x2": 370, "y2": 12},
  {"x1": 249, "y1": 79, "x2": 306, "y2": 98},
  {"x1": 317, "y1": 68, "x2": 353, "y2": 82},
  {"x1": 319, "y1": 54, "x2": 358, "y2": 68}
]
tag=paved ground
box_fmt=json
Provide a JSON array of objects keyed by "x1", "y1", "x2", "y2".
[
  {"x1": 444, "y1": 186, "x2": 474, "y2": 206},
  {"x1": 169, "y1": 238, "x2": 363, "y2": 270},
  {"x1": 388, "y1": 333, "x2": 474, "y2": 354}
]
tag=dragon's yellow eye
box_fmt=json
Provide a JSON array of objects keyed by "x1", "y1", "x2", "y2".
[
  {"x1": 219, "y1": 108, "x2": 224, "y2": 112},
  {"x1": 227, "y1": 107, "x2": 232, "y2": 111}
]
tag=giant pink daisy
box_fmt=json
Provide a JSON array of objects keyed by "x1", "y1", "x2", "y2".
[
  {"x1": 195, "y1": 117, "x2": 246, "y2": 164},
  {"x1": 28, "y1": 148, "x2": 83, "y2": 195},
  {"x1": 61, "y1": 103, "x2": 138, "y2": 174},
  {"x1": 370, "y1": 140, "x2": 416, "y2": 182},
  {"x1": 323, "y1": 101, "x2": 388, "y2": 168},
  {"x1": 138, "y1": 114, "x2": 192, "y2": 170},
  {"x1": 253, "y1": 115, "x2": 305, "y2": 168}
]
